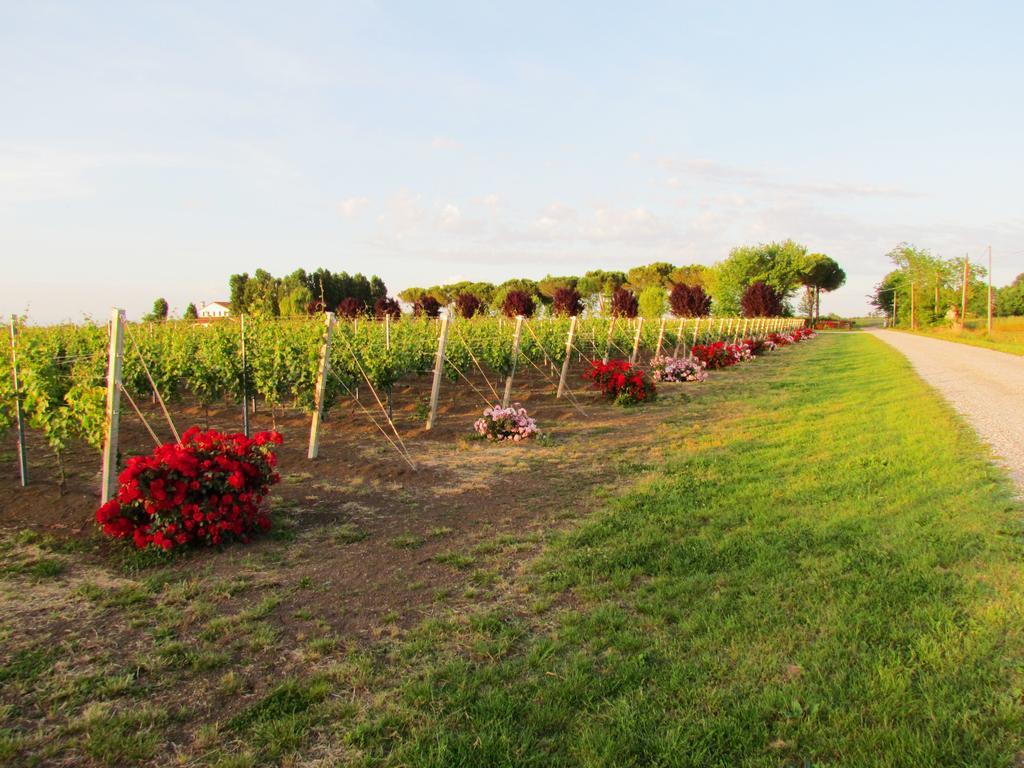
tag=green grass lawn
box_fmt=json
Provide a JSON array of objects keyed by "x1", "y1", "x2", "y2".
[
  {"x1": 4, "y1": 334, "x2": 1023, "y2": 767},
  {"x1": 899, "y1": 316, "x2": 1024, "y2": 356},
  {"x1": 272, "y1": 333, "x2": 1022, "y2": 767}
]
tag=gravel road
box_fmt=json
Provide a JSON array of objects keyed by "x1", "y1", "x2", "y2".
[{"x1": 867, "y1": 329, "x2": 1024, "y2": 492}]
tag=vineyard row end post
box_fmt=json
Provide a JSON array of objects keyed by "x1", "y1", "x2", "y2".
[
  {"x1": 426, "y1": 314, "x2": 450, "y2": 430},
  {"x1": 100, "y1": 308, "x2": 126, "y2": 504},
  {"x1": 307, "y1": 312, "x2": 336, "y2": 460},
  {"x1": 557, "y1": 315, "x2": 578, "y2": 399},
  {"x1": 240, "y1": 315, "x2": 249, "y2": 438},
  {"x1": 501, "y1": 315, "x2": 524, "y2": 408},
  {"x1": 8, "y1": 316, "x2": 28, "y2": 487},
  {"x1": 385, "y1": 312, "x2": 393, "y2": 420}
]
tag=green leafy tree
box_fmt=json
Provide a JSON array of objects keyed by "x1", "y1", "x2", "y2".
[
  {"x1": 668, "y1": 264, "x2": 711, "y2": 288},
  {"x1": 229, "y1": 273, "x2": 249, "y2": 315},
  {"x1": 996, "y1": 274, "x2": 1024, "y2": 316},
  {"x1": 183, "y1": 302, "x2": 199, "y2": 320},
  {"x1": 241, "y1": 269, "x2": 280, "y2": 317},
  {"x1": 577, "y1": 270, "x2": 627, "y2": 313},
  {"x1": 537, "y1": 275, "x2": 579, "y2": 301},
  {"x1": 712, "y1": 240, "x2": 809, "y2": 315},
  {"x1": 143, "y1": 297, "x2": 169, "y2": 322},
  {"x1": 801, "y1": 254, "x2": 846, "y2": 323},
  {"x1": 638, "y1": 286, "x2": 667, "y2": 319},
  {"x1": 626, "y1": 262, "x2": 675, "y2": 292}
]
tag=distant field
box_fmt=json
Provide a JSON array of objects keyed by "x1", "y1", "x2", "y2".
[{"x1": 903, "y1": 316, "x2": 1024, "y2": 356}]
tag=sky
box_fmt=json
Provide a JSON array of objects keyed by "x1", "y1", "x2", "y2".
[{"x1": 2, "y1": 1, "x2": 1023, "y2": 323}]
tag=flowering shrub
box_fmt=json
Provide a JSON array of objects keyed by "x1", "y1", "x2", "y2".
[
  {"x1": 729, "y1": 342, "x2": 754, "y2": 363},
  {"x1": 691, "y1": 341, "x2": 755, "y2": 368},
  {"x1": 96, "y1": 427, "x2": 282, "y2": 551},
  {"x1": 768, "y1": 332, "x2": 793, "y2": 347},
  {"x1": 649, "y1": 355, "x2": 708, "y2": 383},
  {"x1": 583, "y1": 359, "x2": 656, "y2": 405},
  {"x1": 473, "y1": 404, "x2": 539, "y2": 442},
  {"x1": 691, "y1": 342, "x2": 738, "y2": 369},
  {"x1": 792, "y1": 328, "x2": 816, "y2": 341}
]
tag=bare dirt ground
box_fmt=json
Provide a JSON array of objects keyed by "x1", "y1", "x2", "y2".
[
  {"x1": 867, "y1": 329, "x2": 1024, "y2": 492},
  {"x1": 0, "y1": 348, "x2": 809, "y2": 766}
]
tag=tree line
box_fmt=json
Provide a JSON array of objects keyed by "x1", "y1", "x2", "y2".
[
  {"x1": 871, "y1": 244, "x2": 1024, "y2": 323},
  {"x1": 149, "y1": 241, "x2": 845, "y2": 322}
]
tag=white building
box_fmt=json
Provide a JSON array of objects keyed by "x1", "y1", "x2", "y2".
[{"x1": 198, "y1": 301, "x2": 231, "y2": 319}]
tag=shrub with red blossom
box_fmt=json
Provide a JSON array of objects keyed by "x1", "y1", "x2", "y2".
[
  {"x1": 552, "y1": 287, "x2": 584, "y2": 317},
  {"x1": 610, "y1": 288, "x2": 639, "y2": 318},
  {"x1": 455, "y1": 292, "x2": 484, "y2": 319},
  {"x1": 691, "y1": 341, "x2": 744, "y2": 369},
  {"x1": 583, "y1": 359, "x2": 656, "y2": 406},
  {"x1": 501, "y1": 290, "x2": 536, "y2": 318},
  {"x1": 95, "y1": 427, "x2": 282, "y2": 551},
  {"x1": 374, "y1": 296, "x2": 401, "y2": 320}
]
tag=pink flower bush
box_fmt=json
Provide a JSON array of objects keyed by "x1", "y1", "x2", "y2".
[
  {"x1": 474, "y1": 404, "x2": 539, "y2": 442},
  {"x1": 649, "y1": 355, "x2": 708, "y2": 383}
]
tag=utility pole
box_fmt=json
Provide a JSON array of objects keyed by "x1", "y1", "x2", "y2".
[
  {"x1": 961, "y1": 253, "x2": 969, "y2": 323},
  {"x1": 987, "y1": 245, "x2": 993, "y2": 335}
]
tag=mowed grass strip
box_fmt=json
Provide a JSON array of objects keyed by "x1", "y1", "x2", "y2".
[
  {"x1": 334, "y1": 333, "x2": 1024, "y2": 767},
  {"x1": 903, "y1": 316, "x2": 1024, "y2": 356}
]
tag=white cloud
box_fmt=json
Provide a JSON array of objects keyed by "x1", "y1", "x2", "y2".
[
  {"x1": 336, "y1": 197, "x2": 369, "y2": 218},
  {"x1": 430, "y1": 136, "x2": 460, "y2": 150},
  {"x1": 660, "y1": 156, "x2": 921, "y2": 200}
]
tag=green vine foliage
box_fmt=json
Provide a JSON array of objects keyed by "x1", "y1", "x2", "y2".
[{"x1": 3, "y1": 313, "x2": 764, "y2": 463}]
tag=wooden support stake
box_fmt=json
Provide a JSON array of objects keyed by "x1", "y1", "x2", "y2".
[
  {"x1": 385, "y1": 313, "x2": 393, "y2": 419},
  {"x1": 307, "y1": 312, "x2": 336, "y2": 459},
  {"x1": 630, "y1": 317, "x2": 644, "y2": 364},
  {"x1": 8, "y1": 317, "x2": 28, "y2": 487},
  {"x1": 557, "y1": 315, "x2": 578, "y2": 398},
  {"x1": 717, "y1": 317, "x2": 725, "y2": 340},
  {"x1": 240, "y1": 315, "x2": 249, "y2": 437},
  {"x1": 673, "y1": 317, "x2": 686, "y2": 357},
  {"x1": 692, "y1": 316, "x2": 701, "y2": 352},
  {"x1": 100, "y1": 308, "x2": 126, "y2": 504},
  {"x1": 654, "y1": 317, "x2": 666, "y2": 358},
  {"x1": 502, "y1": 315, "x2": 524, "y2": 408},
  {"x1": 602, "y1": 316, "x2": 615, "y2": 364},
  {"x1": 425, "y1": 314, "x2": 450, "y2": 430}
]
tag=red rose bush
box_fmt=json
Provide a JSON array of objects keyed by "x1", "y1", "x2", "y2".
[
  {"x1": 583, "y1": 359, "x2": 656, "y2": 406},
  {"x1": 96, "y1": 427, "x2": 283, "y2": 551}
]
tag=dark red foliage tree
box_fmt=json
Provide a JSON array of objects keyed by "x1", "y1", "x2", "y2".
[
  {"x1": 306, "y1": 299, "x2": 327, "y2": 315},
  {"x1": 669, "y1": 283, "x2": 712, "y2": 317},
  {"x1": 373, "y1": 296, "x2": 401, "y2": 320},
  {"x1": 740, "y1": 281, "x2": 784, "y2": 317},
  {"x1": 454, "y1": 292, "x2": 484, "y2": 318},
  {"x1": 552, "y1": 287, "x2": 584, "y2": 317},
  {"x1": 501, "y1": 290, "x2": 536, "y2": 318},
  {"x1": 610, "y1": 288, "x2": 639, "y2": 318},
  {"x1": 336, "y1": 297, "x2": 364, "y2": 318},
  {"x1": 413, "y1": 295, "x2": 442, "y2": 318}
]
